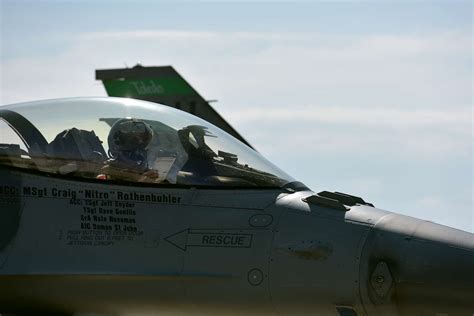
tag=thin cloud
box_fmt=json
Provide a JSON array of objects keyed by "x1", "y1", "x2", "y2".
[
  {"x1": 226, "y1": 106, "x2": 470, "y2": 130},
  {"x1": 81, "y1": 30, "x2": 219, "y2": 40}
]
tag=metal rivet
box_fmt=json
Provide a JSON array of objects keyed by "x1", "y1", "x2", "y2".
[{"x1": 248, "y1": 268, "x2": 264, "y2": 286}]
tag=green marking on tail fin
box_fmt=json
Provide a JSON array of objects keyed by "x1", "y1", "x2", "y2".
[{"x1": 103, "y1": 77, "x2": 194, "y2": 98}]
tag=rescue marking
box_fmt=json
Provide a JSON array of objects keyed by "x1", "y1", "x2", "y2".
[{"x1": 164, "y1": 229, "x2": 253, "y2": 251}]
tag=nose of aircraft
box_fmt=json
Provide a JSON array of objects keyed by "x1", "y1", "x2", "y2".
[{"x1": 359, "y1": 213, "x2": 474, "y2": 316}]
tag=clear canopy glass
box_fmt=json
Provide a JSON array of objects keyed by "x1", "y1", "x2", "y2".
[{"x1": 0, "y1": 97, "x2": 297, "y2": 189}]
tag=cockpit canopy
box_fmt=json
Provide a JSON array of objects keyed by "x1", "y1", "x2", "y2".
[{"x1": 0, "y1": 97, "x2": 300, "y2": 189}]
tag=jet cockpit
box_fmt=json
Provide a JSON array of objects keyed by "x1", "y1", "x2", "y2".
[{"x1": 0, "y1": 97, "x2": 305, "y2": 191}]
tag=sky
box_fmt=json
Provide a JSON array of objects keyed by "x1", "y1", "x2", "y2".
[{"x1": 0, "y1": 0, "x2": 472, "y2": 232}]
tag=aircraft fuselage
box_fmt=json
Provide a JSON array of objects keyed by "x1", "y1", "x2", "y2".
[{"x1": 0, "y1": 168, "x2": 472, "y2": 315}]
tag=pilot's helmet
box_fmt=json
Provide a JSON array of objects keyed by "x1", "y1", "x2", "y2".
[{"x1": 108, "y1": 118, "x2": 153, "y2": 157}]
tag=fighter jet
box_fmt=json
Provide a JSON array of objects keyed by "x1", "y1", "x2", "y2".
[{"x1": 0, "y1": 97, "x2": 473, "y2": 316}]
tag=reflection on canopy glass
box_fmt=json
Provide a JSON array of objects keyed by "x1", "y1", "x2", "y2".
[{"x1": 0, "y1": 98, "x2": 297, "y2": 189}]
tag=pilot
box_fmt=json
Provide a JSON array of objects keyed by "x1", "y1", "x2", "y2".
[{"x1": 100, "y1": 118, "x2": 159, "y2": 182}]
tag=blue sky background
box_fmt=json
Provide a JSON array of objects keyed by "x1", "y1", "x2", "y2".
[{"x1": 1, "y1": 0, "x2": 472, "y2": 231}]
